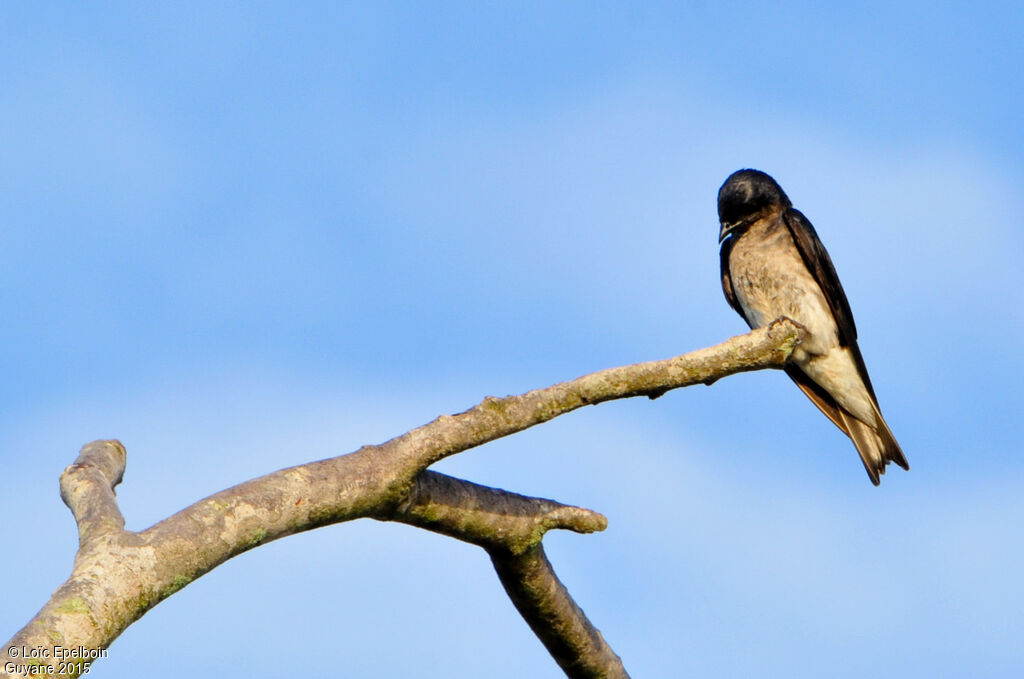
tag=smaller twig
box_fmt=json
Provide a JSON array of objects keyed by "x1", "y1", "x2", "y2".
[
  {"x1": 59, "y1": 440, "x2": 127, "y2": 546},
  {"x1": 388, "y1": 471, "x2": 605, "y2": 554}
]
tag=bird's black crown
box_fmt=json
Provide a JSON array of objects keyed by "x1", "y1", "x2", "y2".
[{"x1": 717, "y1": 169, "x2": 791, "y2": 227}]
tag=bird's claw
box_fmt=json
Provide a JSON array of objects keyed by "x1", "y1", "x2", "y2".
[{"x1": 770, "y1": 316, "x2": 807, "y2": 340}]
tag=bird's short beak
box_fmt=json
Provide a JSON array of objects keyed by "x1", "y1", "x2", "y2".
[{"x1": 718, "y1": 222, "x2": 734, "y2": 243}]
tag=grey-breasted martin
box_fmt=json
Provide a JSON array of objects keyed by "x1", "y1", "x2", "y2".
[{"x1": 718, "y1": 169, "x2": 908, "y2": 485}]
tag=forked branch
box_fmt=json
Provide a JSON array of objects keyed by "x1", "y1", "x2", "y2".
[{"x1": 1, "y1": 321, "x2": 801, "y2": 679}]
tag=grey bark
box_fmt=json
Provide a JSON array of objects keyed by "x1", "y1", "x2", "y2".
[{"x1": 1, "y1": 321, "x2": 802, "y2": 678}]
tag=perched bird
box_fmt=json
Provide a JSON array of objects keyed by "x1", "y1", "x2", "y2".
[{"x1": 717, "y1": 169, "x2": 908, "y2": 485}]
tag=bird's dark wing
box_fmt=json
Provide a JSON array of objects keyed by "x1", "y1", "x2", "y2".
[
  {"x1": 783, "y1": 209, "x2": 857, "y2": 341},
  {"x1": 719, "y1": 234, "x2": 744, "y2": 318},
  {"x1": 783, "y1": 208, "x2": 877, "y2": 398}
]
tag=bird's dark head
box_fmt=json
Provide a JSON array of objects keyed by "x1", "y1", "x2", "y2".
[{"x1": 717, "y1": 169, "x2": 791, "y2": 242}]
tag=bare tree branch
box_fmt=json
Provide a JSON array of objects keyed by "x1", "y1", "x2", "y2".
[
  {"x1": 1, "y1": 321, "x2": 801, "y2": 678},
  {"x1": 492, "y1": 546, "x2": 628, "y2": 679},
  {"x1": 389, "y1": 470, "x2": 608, "y2": 551},
  {"x1": 389, "y1": 473, "x2": 625, "y2": 678}
]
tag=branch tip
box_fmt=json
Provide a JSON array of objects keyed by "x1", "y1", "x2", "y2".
[
  {"x1": 62, "y1": 439, "x2": 127, "y2": 490},
  {"x1": 59, "y1": 439, "x2": 128, "y2": 543},
  {"x1": 544, "y1": 506, "x2": 607, "y2": 535}
]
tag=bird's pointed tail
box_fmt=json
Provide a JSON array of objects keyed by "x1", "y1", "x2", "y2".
[{"x1": 840, "y1": 410, "x2": 909, "y2": 486}]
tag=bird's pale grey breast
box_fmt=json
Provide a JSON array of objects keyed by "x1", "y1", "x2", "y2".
[
  {"x1": 727, "y1": 211, "x2": 837, "y2": 356},
  {"x1": 728, "y1": 211, "x2": 876, "y2": 424}
]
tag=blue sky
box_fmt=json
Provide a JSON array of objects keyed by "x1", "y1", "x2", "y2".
[{"x1": 2, "y1": 3, "x2": 1022, "y2": 677}]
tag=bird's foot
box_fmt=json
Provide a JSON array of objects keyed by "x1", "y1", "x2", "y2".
[{"x1": 769, "y1": 316, "x2": 807, "y2": 339}]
